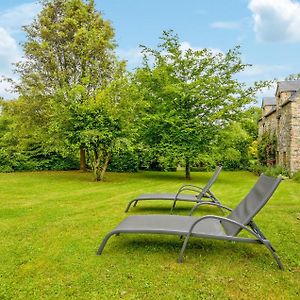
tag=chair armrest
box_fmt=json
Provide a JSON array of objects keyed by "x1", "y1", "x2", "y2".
[
  {"x1": 188, "y1": 215, "x2": 258, "y2": 239},
  {"x1": 177, "y1": 184, "x2": 203, "y2": 193},
  {"x1": 177, "y1": 187, "x2": 203, "y2": 195},
  {"x1": 189, "y1": 202, "x2": 232, "y2": 216}
]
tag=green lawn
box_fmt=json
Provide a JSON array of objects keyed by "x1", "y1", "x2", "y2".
[{"x1": 0, "y1": 170, "x2": 299, "y2": 299}]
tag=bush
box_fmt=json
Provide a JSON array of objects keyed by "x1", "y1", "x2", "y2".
[
  {"x1": 0, "y1": 147, "x2": 79, "y2": 173},
  {"x1": 258, "y1": 132, "x2": 277, "y2": 166},
  {"x1": 263, "y1": 165, "x2": 289, "y2": 178},
  {"x1": 249, "y1": 163, "x2": 290, "y2": 178},
  {"x1": 108, "y1": 150, "x2": 139, "y2": 172}
]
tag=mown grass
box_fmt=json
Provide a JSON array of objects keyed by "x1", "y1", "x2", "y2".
[{"x1": 0, "y1": 170, "x2": 299, "y2": 299}]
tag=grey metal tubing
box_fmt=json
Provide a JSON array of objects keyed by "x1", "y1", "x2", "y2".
[
  {"x1": 171, "y1": 190, "x2": 209, "y2": 214},
  {"x1": 177, "y1": 187, "x2": 203, "y2": 194},
  {"x1": 171, "y1": 188, "x2": 206, "y2": 211},
  {"x1": 125, "y1": 199, "x2": 139, "y2": 212},
  {"x1": 189, "y1": 201, "x2": 233, "y2": 216},
  {"x1": 177, "y1": 185, "x2": 203, "y2": 193},
  {"x1": 178, "y1": 215, "x2": 284, "y2": 270},
  {"x1": 248, "y1": 220, "x2": 267, "y2": 240},
  {"x1": 96, "y1": 231, "x2": 118, "y2": 255},
  {"x1": 207, "y1": 191, "x2": 221, "y2": 204}
]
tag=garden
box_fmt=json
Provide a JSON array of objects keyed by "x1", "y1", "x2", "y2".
[
  {"x1": 0, "y1": 1, "x2": 300, "y2": 299},
  {"x1": 0, "y1": 170, "x2": 299, "y2": 299}
]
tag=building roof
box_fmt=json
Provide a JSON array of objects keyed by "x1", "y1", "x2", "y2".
[
  {"x1": 262, "y1": 97, "x2": 276, "y2": 107},
  {"x1": 275, "y1": 79, "x2": 300, "y2": 96},
  {"x1": 289, "y1": 90, "x2": 300, "y2": 102}
]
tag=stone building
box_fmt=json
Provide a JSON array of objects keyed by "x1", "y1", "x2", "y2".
[{"x1": 258, "y1": 79, "x2": 300, "y2": 174}]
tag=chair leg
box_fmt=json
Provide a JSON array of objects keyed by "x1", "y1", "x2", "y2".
[
  {"x1": 263, "y1": 241, "x2": 284, "y2": 270},
  {"x1": 125, "y1": 199, "x2": 137, "y2": 212},
  {"x1": 170, "y1": 200, "x2": 177, "y2": 214},
  {"x1": 96, "y1": 232, "x2": 115, "y2": 255},
  {"x1": 133, "y1": 200, "x2": 138, "y2": 207},
  {"x1": 177, "y1": 234, "x2": 191, "y2": 263}
]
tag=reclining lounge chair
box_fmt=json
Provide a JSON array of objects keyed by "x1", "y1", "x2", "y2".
[
  {"x1": 97, "y1": 174, "x2": 284, "y2": 270},
  {"x1": 125, "y1": 165, "x2": 222, "y2": 212}
]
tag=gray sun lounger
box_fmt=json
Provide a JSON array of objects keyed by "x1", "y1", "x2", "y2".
[
  {"x1": 125, "y1": 165, "x2": 222, "y2": 212},
  {"x1": 97, "y1": 174, "x2": 284, "y2": 270}
]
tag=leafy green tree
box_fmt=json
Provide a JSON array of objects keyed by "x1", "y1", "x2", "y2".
[
  {"x1": 0, "y1": 99, "x2": 78, "y2": 172},
  {"x1": 5, "y1": 0, "x2": 139, "y2": 180},
  {"x1": 10, "y1": 0, "x2": 119, "y2": 174},
  {"x1": 135, "y1": 30, "x2": 269, "y2": 179},
  {"x1": 60, "y1": 74, "x2": 142, "y2": 180},
  {"x1": 213, "y1": 122, "x2": 252, "y2": 170}
]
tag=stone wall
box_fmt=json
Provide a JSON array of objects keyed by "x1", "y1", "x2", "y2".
[
  {"x1": 262, "y1": 105, "x2": 275, "y2": 116},
  {"x1": 258, "y1": 111, "x2": 277, "y2": 136},
  {"x1": 259, "y1": 90, "x2": 300, "y2": 175},
  {"x1": 277, "y1": 101, "x2": 292, "y2": 169},
  {"x1": 290, "y1": 95, "x2": 300, "y2": 174},
  {"x1": 277, "y1": 91, "x2": 292, "y2": 106}
]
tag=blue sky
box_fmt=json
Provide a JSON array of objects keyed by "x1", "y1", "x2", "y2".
[{"x1": 1, "y1": 0, "x2": 300, "y2": 103}]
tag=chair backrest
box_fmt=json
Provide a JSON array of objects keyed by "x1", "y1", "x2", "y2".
[
  {"x1": 222, "y1": 174, "x2": 281, "y2": 236},
  {"x1": 200, "y1": 165, "x2": 222, "y2": 195}
]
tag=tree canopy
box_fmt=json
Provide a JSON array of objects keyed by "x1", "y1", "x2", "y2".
[
  {"x1": 7, "y1": 0, "x2": 140, "y2": 180},
  {"x1": 134, "y1": 30, "x2": 268, "y2": 178},
  {"x1": 0, "y1": 4, "x2": 271, "y2": 179}
]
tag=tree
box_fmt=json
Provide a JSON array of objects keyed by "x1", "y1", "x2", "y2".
[
  {"x1": 135, "y1": 30, "x2": 269, "y2": 179},
  {"x1": 10, "y1": 0, "x2": 119, "y2": 173},
  {"x1": 0, "y1": 98, "x2": 78, "y2": 173},
  {"x1": 60, "y1": 73, "x2": 143, "y2": 180}
]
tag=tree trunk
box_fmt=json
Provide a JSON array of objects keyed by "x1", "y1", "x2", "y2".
[
  {"x1": 80, "y1": 146, "x2": 86, "y2": 172},
  {"x1": 100, "y1": 153, "x2": 111, "y2": 181},
  {"x1": 93, "y1": 149, "x2": 101, "y2": 181},
  {"x1": 185, "y1": 158, "x2": 191, "y2": 180}
]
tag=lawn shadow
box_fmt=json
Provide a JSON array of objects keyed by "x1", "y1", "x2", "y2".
[{"x1": 110, "y1": 234, "x2": 264, "y2": 260}]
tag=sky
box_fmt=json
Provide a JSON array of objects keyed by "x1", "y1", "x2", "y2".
[{"x1": 1, "y1": 0, "x2": 300, "y2": 104}]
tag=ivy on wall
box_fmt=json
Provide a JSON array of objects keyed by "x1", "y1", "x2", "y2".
[{"x1": 258, "y1": 132, "x2": 277, "y2": 166}]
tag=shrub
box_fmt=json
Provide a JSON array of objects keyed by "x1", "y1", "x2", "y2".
[
  {"x1": 0, "y1": 146, "x2": 78, "y2": 173},
  {"x1": 108, "y1": 149, "x2": 139, "y2": 172},
  {"x1": 263, "y1": 165, "x2": 289, "y2": 178},
  {"x1": 249, "y1": 163, "x2": 290, "y2": 178},
  {"x1": 258, "y1": 132, "x2": 277, "y2": 166}
]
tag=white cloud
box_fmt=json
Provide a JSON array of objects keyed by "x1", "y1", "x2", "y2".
[
  {"x1": 248, "y1": 0, "x2": 300, "y2": 42},
  {"x1": 179, "y1": 41, "x2": 223, "y2": 56},
  {"x1": 0, "y1": 27, "x2": 20, "y2": 63},
  {"x1": 0, "y1": 27, "x2": 21, "y2": 99},
  {"x1": 0, "y1": 2, "x2": 41, "y2": 32},
  {"x1": 179, "y1": 41, "x2": 201, "y2": 52},
  {"x1": 210, "y1": 21, "x2": 240, "y2": 30},
  {"x1": 0, "y1": 2, "x2": 40, "y2": 99}
]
